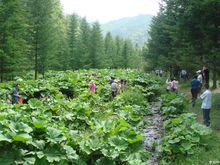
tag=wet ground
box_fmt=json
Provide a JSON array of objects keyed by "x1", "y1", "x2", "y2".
[{"x1": 143, "y1": 102, "x2": 163, "y2": 165}]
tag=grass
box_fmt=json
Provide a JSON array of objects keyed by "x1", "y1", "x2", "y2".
[{"x1": 178, "y1": 81, "x2": 220, "y2": 165}]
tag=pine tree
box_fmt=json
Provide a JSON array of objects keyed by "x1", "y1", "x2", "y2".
[
  {"x1": 104, "y1": 32, "x2": 116, "y2": 68},
  {"x1": 0, "y1": 0, "x2": 29, "y2": 81},
  {"x1": 28, "y1": 0, "x2": 58, "y2": 79},
  {"x1": 114, "y1": 36, "x2": 124, "y2": 68},
  {"x1": 49, "y1": 0, "x2": 69, "y2": 71},
  {"x1": 67, "y1": 14, "x2": 79, "y2": 70},
  {"x1": 122, "y1": 40, "x2": 132, "y2": 68},
  {"x1": 89, "y1": 22, "x2": 104, "y2": 68},
  {"x1": 76, "y1": 18, "x2": 91, "y2": 69}
]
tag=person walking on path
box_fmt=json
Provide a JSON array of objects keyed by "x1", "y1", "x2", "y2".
[
  {"x1": 191, "y1": 75, "x2": 201, "y2": 107},
  {"x1": 200, "y1": 84, "x2": 212, "y2": 127},
  {"x1": 12, "y1": 84, "x2": 22, "y2": 104}
]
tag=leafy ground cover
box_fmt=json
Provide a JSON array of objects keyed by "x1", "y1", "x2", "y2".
[
  {"x1": 0, "y1": 70, "x2": 216, "y2": 164},
  {"x1": 159, "y1": 93, "x2": 212, "y2": 164},
  {"x1": 177, "y1": 81, "x2": 220, "y2": 165},
  {"x1": 0, "y1": 69, "x2": 162, "y2": 165}
]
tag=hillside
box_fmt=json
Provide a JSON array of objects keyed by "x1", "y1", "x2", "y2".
[{"x1": 101, "y1": 14, "x2": 153, "y2": 46}]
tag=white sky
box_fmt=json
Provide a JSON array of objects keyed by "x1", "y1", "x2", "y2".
[{"x1": 60, "y1": 0, "x2": 161, "y2": 23}]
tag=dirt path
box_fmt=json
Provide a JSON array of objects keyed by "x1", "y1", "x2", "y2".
[{"x1": 144, "y1": 102, "x2": 163, "y2": 165}]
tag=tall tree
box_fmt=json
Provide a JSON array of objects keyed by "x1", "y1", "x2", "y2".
[
  {"x1": 76, "y1": 17, "x2": 91, "y2": 69},
  {"x1": 104, "y1": 32, "x2": 116, "y2": 68},
  {"x1": 114, "y1": 36, "x2": 124, "y2": 68},
  {"x1": 67, "y1": 14, "x2": 79, "y2": 70},
  {"x1": 28, "y1": 0, "x2": 59, "y2": 79},
  {"x1": 0, "y1": 0, "x2": 29, "y2": 81},
  {"x1": 89, "y1": 22, "x2": 104, "y2": 68},
  {"x1": 49, "y1": 0, "x2": 69, "y2": 71},
  {"x1": 122, "y1": 40, "x2": 132, "y2": 68}
]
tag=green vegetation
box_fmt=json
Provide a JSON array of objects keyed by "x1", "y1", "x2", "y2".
[
  {"x1": 159, "y1": 93, "x2": 212, "y2": 163},
  {"x1": 0, "y1": 69, "x2": 216, "y2": 164},
  {"x1": 0, "y1": 0, "x2": 219, "y2": 164},
  {"x1": 0, "y1": 0, "x2": 143, "y2": 82},
  {"x1": 177, "y1": 82, "x2": 220, "y2": 164},
  {"x1": 0, "y1": 69, "x2": 163, "y2": 164},
  {"x1": 186, "y1": 93, "x2": 220, "y2": 164}
]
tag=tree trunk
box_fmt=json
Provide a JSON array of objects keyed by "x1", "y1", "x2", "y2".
[
  {"x1": 0, "y1": 74, "x2": 2, "y2": 82},
  {"x1": 212, "y1": 55, "x2": 217, "y2": 89},
  {"x1": 35, "y1": 28, "x2": 38, "y2": 80}
]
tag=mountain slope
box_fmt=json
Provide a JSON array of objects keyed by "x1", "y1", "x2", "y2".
[{"x1": 101, "y1": 14, "x2": 153, "y2": 46}]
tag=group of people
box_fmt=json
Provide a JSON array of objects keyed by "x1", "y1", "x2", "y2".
[
  {"x1": 7, "y1": 76, "x2": 127, "y2": 105},
  {"x1": 190, "y1": 66, "x2": 210, "y2": 107},
  {"x1": 6, "y1": 68, "x2": 213, "y2": 127},
  {"x1": 155, "y1": 69, "x2": 163, "y2": 77},
  {"x1": 165, "y1": 66, "x2": 212, "y2": 127},
  {"x1": 190, "y1": 66, "x2": 211, "y2": 127},
  {"x1": 89, "y1": 76, "x2": 127, "y2": 99},
  {"x1": 109, "y1": 77, "x2": 127, "y2": 98}
]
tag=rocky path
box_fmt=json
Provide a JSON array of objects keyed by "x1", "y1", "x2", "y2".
[{"x1": 143, "y1": 102, "x2": 163, "y2": 165}]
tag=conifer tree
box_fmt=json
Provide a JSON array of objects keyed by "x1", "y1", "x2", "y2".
[
  {"x1": 67, "y1": 14, "x2": 79, "y2": 69},
  {"x1": 89, "y1": 22, "x2": 104, "y2": 68},
  {"x1": 0, "y1": 0, "x2": 29, "y2": 81},
  {"x1": 28, "y1": 0, "x2": 58, "y2": 79},
  {"x1": 76, "y1": 18, "x2": 91, "y2": 69},
  {"x1": 104, "y1": 32, "x2": 116, "y2": 68}
]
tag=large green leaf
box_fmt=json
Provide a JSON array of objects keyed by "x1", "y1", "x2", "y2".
[
  {"x1": 0, "y1": 133, "x2": 12, "y2": 142},
  {"x1": 13, "y1": 133, "x2": 32, "y2": 142},
  {"x1": 28, "y1": 99, "x2": 43, "y2": 109},
  {"x1": 46, "y1": 127, "x2": 66, "y2": 143},
  {"x1": 63, "y1": 145, "x2": 79, "y2": 160}
]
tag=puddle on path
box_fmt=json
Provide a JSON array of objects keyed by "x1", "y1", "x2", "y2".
[{"x1": 143, "y1": 102, "x2": 163, "y2": 165}]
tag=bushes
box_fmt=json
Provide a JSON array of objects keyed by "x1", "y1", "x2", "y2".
[
  {"x1": 0, "y1": 69, "x2": 157, "y2": 164},
  {"x1": 160, "y1": 93, "x2": 187, "y2": 119},
  {"x1": 160, "y1": 93, "x2": 212, "y2": 162}
]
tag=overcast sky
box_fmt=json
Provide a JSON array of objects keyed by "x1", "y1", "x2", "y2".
[{"x1": 60, "y1": 0, "x2": 161, "y2": 23}]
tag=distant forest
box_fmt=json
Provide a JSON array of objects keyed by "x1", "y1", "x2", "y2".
[
  {"x1": 102, "y1": 14, "x2": 153, "y2": 46},
  {"x1": 0, "y1": 0, "x2": 219, "y2": 88},
  {"x1": 0, "y1": 0, "x2": 143, "y2": 81}
]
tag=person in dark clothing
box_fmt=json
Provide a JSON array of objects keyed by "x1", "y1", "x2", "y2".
[
  {"x1": 12, "y1": 84, "x2": 21, "y2": 104},
  {"x1": 191, "y1": 75, "x2": 201, "y2": 107},
  {"x1": 202, "y1": 66, "x2": 209, "y2": 86}
]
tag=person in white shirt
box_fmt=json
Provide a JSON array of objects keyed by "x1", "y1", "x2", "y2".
[{"x1": 200, "y1": 84, "x2": 212, "y2": 127}]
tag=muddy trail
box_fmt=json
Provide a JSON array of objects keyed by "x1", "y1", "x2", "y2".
[{"x1": 143, "y1": 102, "x2": 163, "y2": 165}]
